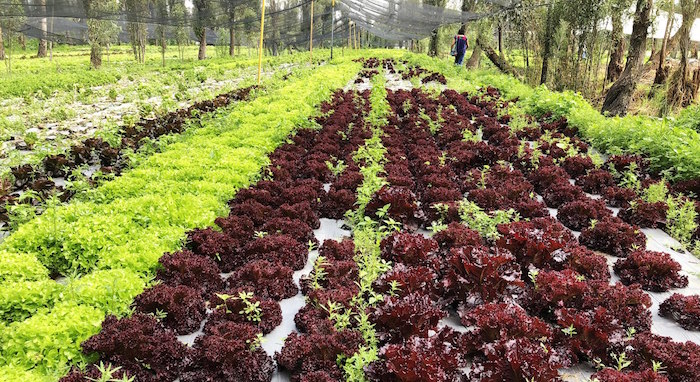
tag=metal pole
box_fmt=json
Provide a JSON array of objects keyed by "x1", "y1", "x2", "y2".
[
  {"x1": 257, "y1": 0, "x2": 266, "y2": 85},
  {"x1": 330, "y1": 0, "x2": 335, "y2": 60},
  {"x1": 310, "y1": 0, "x2": 314, "y2": 62}
]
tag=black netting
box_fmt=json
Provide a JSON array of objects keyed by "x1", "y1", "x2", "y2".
[{"x1": 0, "y1": 0, "x2": 520, "y2": 48}]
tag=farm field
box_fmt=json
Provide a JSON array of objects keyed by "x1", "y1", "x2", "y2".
[{"x1": 1, "y1": 50, "x2": 700, "y2": 382}]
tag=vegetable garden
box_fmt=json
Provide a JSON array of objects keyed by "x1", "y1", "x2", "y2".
[{"x1": 1, "y1": 49, "x2": 700, "y2": 382}]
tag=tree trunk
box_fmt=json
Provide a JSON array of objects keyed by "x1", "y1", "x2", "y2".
[
  {"x1": 38, "y1": 0, "x2": 48, "y2": 58},
  {"x1": 198, "y1": 30, "x2": 206, "y2": 60},
  {"x1": 477, "y1": 37, "x2": 519, "y2": 77},
  {"x1": 667, "y1": 0, "x2": 700, "y2": 109},
  {"x1": 601, "y1": 0, "x2": 653, "y2": 116},
  {"x1": 498, "y1": 25, "x2": 504, "y2": 57},
  {"x1": 654, "y1": 0, "x2": 675, "y2": 84},
  {"x1": 0, "y1": 25, "x2": 4, "y2": 60},
  {"x1": 606, "y1": 12, "x2": 625, "y2": 83},
  {"x1": 229, "y1": 25, "x2": 235, "y2": 57},
  {"x1": 541, "y1": 5, "x2": 555, "y2": 84},
  {"x1": 429, "y1": 28, "x2": 439, "y2": 57},
  {"x1": 90, "y1": 43, "x2": 102, "y2": 68},
  {"x1": 466, "y1": 44, "x2": 482, "y2": 69}
]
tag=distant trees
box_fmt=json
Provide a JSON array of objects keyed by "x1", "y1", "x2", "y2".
[
  {"x1": 124, "y1": 0, "x2": 149, "y2": 63},
  {"x1": 82, "y1": 0, "x2": 120, "y2": 68},
  {"x1": 0, "y1": 0, "x2": 26, "y2": 71}
]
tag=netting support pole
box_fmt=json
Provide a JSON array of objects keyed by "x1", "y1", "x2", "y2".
[
  {"x1": 354, "y1": 25, "x2": 358, "y2": 49},
  {"x1": 257, "y1": 0, "x2": 266, "y2": 86},
  {"x1": 310, "y1": 0, "x2": 314, "y2": 62},
  {"x1": 49, "y1": 1, "x2": 54, "y2": 61},
  {"x1": 330, "y1": 0, "x2": 335, "y2": 60}
]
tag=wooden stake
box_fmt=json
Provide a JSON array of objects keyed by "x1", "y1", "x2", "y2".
[{"x1": 257, "y1": 0, "x2": 266, "y2": 85}]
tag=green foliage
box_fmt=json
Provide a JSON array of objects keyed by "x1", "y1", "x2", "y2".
[
  {"x1": 0, "y1": 280, "x2": 63, "y2": 322},
  {"x1": 0, "y1": 251, "x2": 50, "y2": 283},
  {"x1": 675, "y1": 104, "x2": 700, "y2": 132},
  {"x1": 458, "y1": 200, "x2": 519, "y2": 241},
  {"x1": 0, "y1": 302, "x2": 104, "y2": 374},
  {"x1": 62, "y1": 269, "x2": 146, "y2": 316},
  {"x1": 666, "y1": 196, "x2": 699, "y2": 245},
  {"x1": 0, "y1": 365, "x2": 55, "y2": 382},
  {"x1": 642, "y1": 181, "x2": 669, "y2": 203}
]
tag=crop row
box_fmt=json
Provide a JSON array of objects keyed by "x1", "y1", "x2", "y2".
[
  {"x1": 324, "y1": 76, "x2": 699, "y2": 380},
  {"x1": 400, "y1": 53, "x2": 700, "y2": 182},
  {"x1": 0, "y1": 59, "x2": 361, "y2": 381},
  {"x1": 398, "y1": 53, "x2": 700, "y2": 258},
  {"x1": 48, "y1": 65, "x2": 377, "y2": 381},
  {"x1": 1, "y1": 85, "x2": 257, "y2": 234}
]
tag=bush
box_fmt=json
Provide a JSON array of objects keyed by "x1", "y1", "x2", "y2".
[{"x1": 468, "y1": 338, "x2": 563, "y2": 382}]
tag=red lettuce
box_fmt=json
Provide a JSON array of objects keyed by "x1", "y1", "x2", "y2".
[
  {"x1": 81, "y1": 313, "x2": 188, "y2": 382},
  {"x1": 659, "y1": 293, "x2": 700, "y2": 331},
  {"x1": 614, "y1": 250, "x2": 688, "y2": 292},
  {"x1": 579, "y1": 217, "x2": 647, "y2": 257},
  {"x1": 133, "y1": 284, "x2": 206, "y2": 335},
  {"x1": 227, "y1": 260, "x2": 298, "y2": 300}
]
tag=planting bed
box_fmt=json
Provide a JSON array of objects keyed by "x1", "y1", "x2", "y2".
[
  {"x1": 0, "y1": 84, "x2": 257, "y2": 236},
  {"x1": 4, "y1": 57, "x2": 700, "y2": 381}
]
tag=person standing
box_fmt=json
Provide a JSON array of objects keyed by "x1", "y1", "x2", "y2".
[{"x1": 451, "y1": 27, "x2": 469, "y2": 66}]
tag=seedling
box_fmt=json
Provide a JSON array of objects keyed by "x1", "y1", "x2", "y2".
[
  {"x1": 611, "y1": 352, "x2": 632, "y2": 371},
  {"x1": 311, "y1": 256, "x2": 328, "y2": 290},
  {"x1": 562, "y1": 324, "x2": 577, "y2": 337}
]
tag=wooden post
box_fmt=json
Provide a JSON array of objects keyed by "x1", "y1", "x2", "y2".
[
  {"x1": 257, "y1": 0, "x2": 266, "y2": 85},
  {"x1": 310, "y1": 0, "x2": 314, "y2": 61},
  {"x1": 348, "y1": 20, "x2": 352, "y2": 49}
]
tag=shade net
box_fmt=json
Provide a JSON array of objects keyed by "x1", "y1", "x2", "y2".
[{"x1": 0, "y1": 0, "x2": 520, "y2": 49}]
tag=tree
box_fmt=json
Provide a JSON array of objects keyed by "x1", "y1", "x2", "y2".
[
  {"x1": 601, "y1": 0, "x2": 653, "y2": 116},
  {"x1": 37, "y1": 0, "x2": 48, "y2": 58},
  {"x1": 171, "y1": 0, "x2": 189, "y2": 61},
  {"x1": 426, "y1": 0, "x2": 447, "y2": 57},
  {"x1": 654, "y1": 0, "x2": 675, "y2": 85},
  {"x1": 125, "y1": 0, "x2": 149, "y2": 63},
  {"x1": 540, "y1": 3, "x2": 558, "y2": 84},
  {"x1": 193, "y1": 0, "x2": 209, "y2": 60},
  {"x1": 666, "y1": 0, "x2": 700, "y2": 109},
  {"x1": 223, "y1": 0, "x2": 239, "y2": 56},
  {"x1": 0, "y1": 25, "x2": 5, "y2": 61},
  {"x1": 83, "y1": 0, "x2": 121, "y2": 68},
  {"x1": 606, "y1": 0, "x2": 633, "y2": 83},
  {"x1": 0, "y1": 0, "x2": 25, "y2": 71},
  {"x1": 154, "y1": 0, "x2": 169, "y2": 66}
]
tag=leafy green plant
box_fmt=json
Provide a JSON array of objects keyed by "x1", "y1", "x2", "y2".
[
  {"x1": 643, "y1": 181, "x2": 668, "y2": 203},
  {"x1": 457, "y1": 200, "x2": 518, "y2": 241},
  {"x1": 666, "y1": 196, "x2": 698, "y2": 245}
]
